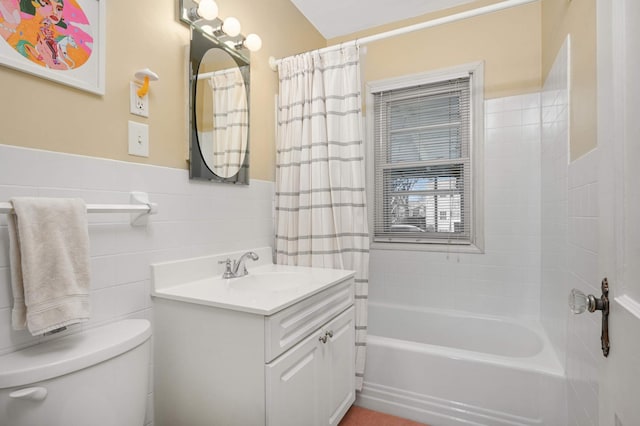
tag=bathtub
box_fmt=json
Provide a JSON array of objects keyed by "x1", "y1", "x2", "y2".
[{"x1": 356, "y1": 302, "x2": 567, "y2": 426}]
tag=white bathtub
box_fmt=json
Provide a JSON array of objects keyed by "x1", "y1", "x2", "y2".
[{"x1": 356, "y1": 302, "x2": 567, "y2": 426}]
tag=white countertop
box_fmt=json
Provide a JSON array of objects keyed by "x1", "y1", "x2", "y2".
[{"x1": 151, "y1": 252, "x2": 355, "y2": 315}]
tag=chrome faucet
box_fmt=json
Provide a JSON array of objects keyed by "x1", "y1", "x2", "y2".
[
  {"x1": 218, "y1": 251, "x2": 259, "y2": 279},
  {"x1": 232, "y1": 251, "x2": 259, "y2": 277}
]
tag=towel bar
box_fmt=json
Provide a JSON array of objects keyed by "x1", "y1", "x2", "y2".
[{"x1": 0, "y1": 191, "x2": 158, "y2": 226}]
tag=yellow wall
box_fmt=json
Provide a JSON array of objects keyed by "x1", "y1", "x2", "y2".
[
  {"x1": 542, "y1": 0, "x2": 596, "y2": 161},
  {"x1": 330, "y1": 0, "x2": 541, "y2": 100},
  {"x1": 1, "y1": 0, "x2": 596, "y2": 176},
  {"x1": 0, "y1": 0, "x2": 325, "y2": 181}
]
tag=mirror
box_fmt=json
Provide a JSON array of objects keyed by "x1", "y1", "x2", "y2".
[{"x1": 189, "y1": 28, "x2": 250, "y2": 184}]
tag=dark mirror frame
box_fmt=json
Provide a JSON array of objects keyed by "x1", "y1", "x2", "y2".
[{"x1": 188, "y1": 27, "x2": 250, "y2": 184}]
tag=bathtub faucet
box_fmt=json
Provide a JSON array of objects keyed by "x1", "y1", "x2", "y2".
[{"x1": 219, "y1": 251, "x2": 260, "y2": 279}]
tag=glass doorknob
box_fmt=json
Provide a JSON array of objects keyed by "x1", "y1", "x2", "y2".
[
  {"x1": 568, "y1": 279, "x2": 610, "y2": 358},
  {"x1": 569, "y1": 288, "x2": 591, "y2": 314}
]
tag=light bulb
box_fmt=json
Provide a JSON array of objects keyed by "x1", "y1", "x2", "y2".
[
  {"x1": 200, "y1": 24, "x2": 215, "y2": 35},
  {"x1": 244, "y1": 33, "x2": 262, "y2": 52},
  {"x1": 222, "y1": 17, "x2": 241, "y2": 37},
  {"x1": 197, "y1": 0, "x2": 218, "y2": 21}
]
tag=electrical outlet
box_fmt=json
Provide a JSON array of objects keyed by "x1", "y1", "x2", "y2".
[
  {"x1": 128, "y1": 121, "x2": 149, "y2": 157},
  {"x1": 130, "y1": 82, "x2": 149, "y2": 117}
]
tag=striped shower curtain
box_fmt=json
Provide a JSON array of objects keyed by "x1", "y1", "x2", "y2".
[
  {"x1": 206, "y1": 68, "x2": 248, "y2": 177},
  {"x1": 275, "y1": 45, "x2": 370, "y2": 391}
]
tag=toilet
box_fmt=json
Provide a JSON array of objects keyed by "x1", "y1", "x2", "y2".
[{"x1": 0, "y1": 319, "x2": 151, "y2": 426}]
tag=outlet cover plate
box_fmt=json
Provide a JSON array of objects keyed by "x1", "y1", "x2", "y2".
[
  {"x1": 130, "y1": 82, "x2": 149, "y2": 117},
  {"x1": 128, "y1": 120, "x2": 149, "y2": 157}
]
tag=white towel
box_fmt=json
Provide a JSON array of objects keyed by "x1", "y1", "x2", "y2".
[{"x1": 8, "y1": 197, "x2": 91, "y2": 336}]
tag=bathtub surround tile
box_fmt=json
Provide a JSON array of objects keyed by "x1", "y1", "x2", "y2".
[
  {"x1": 540, "y1": 36, "x2": 570, "y2": 375},
  {"x1": 540, "y1": 33, "x2": 602, "y2": 426},
  {"x1": 522, "y1": 107, "x2": 541, "y2": 126},
  {"x1": 563, "y1": 154, "x2": 600, "y2": 426},
  {"x1": 369, "y1": 92, "x2": 542, "y2": 321},
  {"x1": 366, "y1": 81, "x2": 576, "y2": 424},
  {"x1": 486, "y1": 109, "x2": 523, "y2": 129},
  {"x1": 484, "y1": 97, "x2": 504, "y2": 114}
]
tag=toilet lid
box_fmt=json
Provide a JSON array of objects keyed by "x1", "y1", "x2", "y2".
[{"x1": 0, "y1": 319, "x2": 151, "y2": 389}]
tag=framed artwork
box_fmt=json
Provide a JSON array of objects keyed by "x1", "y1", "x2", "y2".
[{"x1": 0, "y1": 0, "x2": 106, "y2": 95}]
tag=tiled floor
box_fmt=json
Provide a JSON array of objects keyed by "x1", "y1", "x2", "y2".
[{"x1": 339, "y1": 406, "x2": 428, "y2": 426}]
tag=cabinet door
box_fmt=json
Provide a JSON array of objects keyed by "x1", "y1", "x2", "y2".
[
  {"x1": 325, "y1": 307, "x2": 355, "y2": 426},
  {"x1": 265, "y1": 329, "x2": 324, "y2": 426}
]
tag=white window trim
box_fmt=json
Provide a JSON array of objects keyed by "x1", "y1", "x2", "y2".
[{"x1": 365, "y1": 62, "x2": 485, "y2": 253}]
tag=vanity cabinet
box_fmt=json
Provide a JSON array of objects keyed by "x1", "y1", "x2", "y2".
[
  {"x1": 153, "y1": 275, "x2": 355, "y2": 426},
  {"x1": 266, "y1": 307, "x2": 354, "y2": 426}
]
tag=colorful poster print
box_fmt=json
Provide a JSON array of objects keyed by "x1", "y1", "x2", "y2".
[
  {"x1": 0, "y1": 0, "x2": 92, "y2": 70},
  {"x1": 0, "y1": 0, "x2": 104, "y2": 94}
]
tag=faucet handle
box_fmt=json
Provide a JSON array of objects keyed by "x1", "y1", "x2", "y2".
[{"x1": 218, "y1": 258, "x2": 234, "y2": 279}]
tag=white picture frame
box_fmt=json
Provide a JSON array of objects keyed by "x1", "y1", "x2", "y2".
[{"x1": 0, "y1": 0, "x2": 106, "y2": 95}]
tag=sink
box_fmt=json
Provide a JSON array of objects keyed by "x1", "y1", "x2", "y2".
[
  {"x1": 227, "y1": 272, "x2": 306, "y2": 292},
  {"x1": 151, "y1": 249, "x2": 356, "y2": 315}
]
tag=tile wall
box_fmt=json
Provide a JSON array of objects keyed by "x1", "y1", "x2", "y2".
[
  {"x1": 369, "y1": 92, "x2": 542, "y2": 320},
  {"x1": 566, "y1": 151, "x2": 602, "y2": 426},
  {"x1": 0, "y1": 144, "x2": 274, "y2": 425},
  {"x1": 541, "y1": 36, "x2": 570, "y2": 369},
  {"x1": 540, "y1": 35, "x2": 602, "y2": 426}
]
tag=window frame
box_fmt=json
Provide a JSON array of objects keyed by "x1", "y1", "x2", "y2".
[{"x1": 365, "y1": 62, "x2": 485, "y2": 253}]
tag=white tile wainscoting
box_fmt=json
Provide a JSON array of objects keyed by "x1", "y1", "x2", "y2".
[{"x1": 0, "y1": 144, "x2": 274, "y2": 425}]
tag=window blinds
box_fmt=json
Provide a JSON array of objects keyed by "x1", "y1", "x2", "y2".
[{"x1": 373, "y1": 75, "x2": 472, "y2": 244}]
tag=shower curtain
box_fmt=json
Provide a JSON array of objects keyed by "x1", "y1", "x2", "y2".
[
  {"x1": 206, "y1": 68, "x2": 248, "y2": 176},
  {"x1": 275, "y1": 44, "x2": 370, "y2": 391}
]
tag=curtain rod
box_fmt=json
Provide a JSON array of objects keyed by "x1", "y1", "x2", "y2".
[{"x1": 268, "y1": 0, "x2": 538, "y2": 71}]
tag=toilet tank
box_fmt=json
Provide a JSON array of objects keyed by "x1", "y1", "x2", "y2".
[{"x1": 0, "y1": 319, "x2": 151, "y2": 426}]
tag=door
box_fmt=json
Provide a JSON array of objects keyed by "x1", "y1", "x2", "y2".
[
  {"x1": 597, "y1": 0, "x2": 640, "y2": 424},
  {"x1": 265, "y1": 330, "x2": 324, "y2": 426},
  {"x1": 325, "y1": 307, "x2": 356, "y2": 426}
]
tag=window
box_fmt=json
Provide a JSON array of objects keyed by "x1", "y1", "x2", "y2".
[{"x1": 367, "y1": 64, "x2": 484, "y2": 248}]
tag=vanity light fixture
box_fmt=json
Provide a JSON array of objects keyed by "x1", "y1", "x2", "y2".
[
  {"x1": 186, "y1": 0, "x2": 218, "y2": 21},
  {"x1": 197, "y1": 0, "x2": 218, "y2": 20},
  {"x1": 205, "y1": 17, "x2": 240, "y2": 38},
  {"x1": 225, "y1": 33, "x2": 262, "y2": 53},
  {"x1": 179, "y1": 0, "x2": 262, "y2": 54},
  {"x1": 243, "y1": 34, "x2": 262, "y2": 52},
  {"x1": 200, "y1": 24, "x2": 215, "y2": 36},
  {"x1": 222, "y1": 17, "x2": 241, "y2": 37}
]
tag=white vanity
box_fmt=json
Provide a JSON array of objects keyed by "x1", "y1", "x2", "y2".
[{"x1": 151, "y1": 247, "x2": 356, "y2": 426}]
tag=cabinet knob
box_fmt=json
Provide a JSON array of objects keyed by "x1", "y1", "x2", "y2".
[{"x1": 319, "y1": 330, "x2": 333, "y2": 344}]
